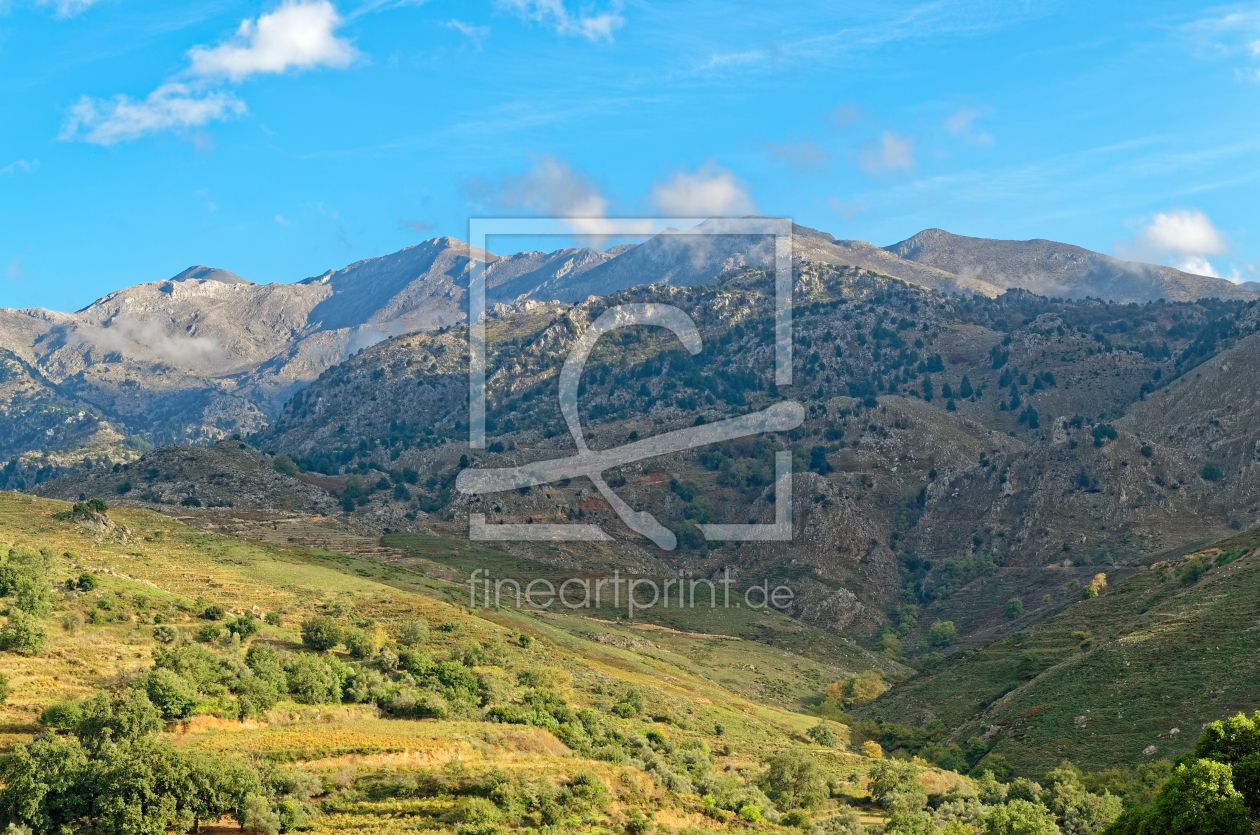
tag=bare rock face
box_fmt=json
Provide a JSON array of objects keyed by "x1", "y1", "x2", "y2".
[{"x1": 64, "y1": 509, "x2": 132, "y2": 544}]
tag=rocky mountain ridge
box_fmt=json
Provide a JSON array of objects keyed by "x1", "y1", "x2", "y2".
[{"x1": 1, "y1": 221, "x2": 1252, "y2": 473}]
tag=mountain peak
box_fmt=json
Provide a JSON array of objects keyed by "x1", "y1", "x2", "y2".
[{"x1": 169, "y1": 265, "x2": 253, "y2": 285}]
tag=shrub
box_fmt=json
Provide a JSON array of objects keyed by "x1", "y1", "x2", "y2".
[
  {"x1": 273, "y1": 456, "x2": 299, "y2": 477},
  {"x1": 928, "y1": 620, "x2": 958, "y2": 647},
  {"x1": 76, "y1": 572, "x2": 98, "y2": 591},
  {"x1": 285, "y1": 654, "x2": 341, "y2": 704},
  {"x1": 228, "y1": 612, "x2": 260, "y2": 638},
  {"x1": 807, "y1": 721, "x2": 838, "y2": 746},
  {"x1": 198, "y1": 624, "x2": 223, "y2": 643},
  {"x1": 397, "y1": 619, "x2": 428, "y2": 646},
  {"x1": 143, "y1": 668, "x2": 198, "y2": 721},
  {"x1": 202, "y1": 605, "x2": 226, "y2": 621},
  {"x1": 1202, "y1": 461, "x2": 1222, "y2": 481},
  {"x1": 0, "y1": 611, "x2": 48, "y2": 655},
  {"x1": 264, "y1": 612, "x2": 282, "y2": 626},
  {"x1": 300, "y1": 615, "x2": 343, "y2": 651},
  {"x1": 862, "y1": 741, "x2": 884, "y2": 759},
  {"x1": 39, "y1": 698, "x2": 82, "y2": 730},
  {"x1": 153, "y1": 625, "x2": 180, "y2": 644},
  {"x1": 1005, "y1": 598, "x2": 1024, "y2": 619}
]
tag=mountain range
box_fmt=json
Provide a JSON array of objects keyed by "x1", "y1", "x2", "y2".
[{"x1": 0, "y1": 220, "x2": 1252, "y2": 470}]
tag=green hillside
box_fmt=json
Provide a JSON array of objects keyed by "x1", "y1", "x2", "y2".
[{"x1": 859, "y1": 526, "x2": 1260, "y2": 777}]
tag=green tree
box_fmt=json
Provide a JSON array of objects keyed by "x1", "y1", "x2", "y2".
[
  {"x1": 868, "y1": 759, "x2": 926, "y2": 814},
  {"x1": 1005, "y1": 598, "x2": 1024, "y2": 619},
  {"x1": 1149, "y1": 758, "x2": 1249, "y2": 835},
  {"x1": 300, "y1": 615, "x2": 343, "y2": 651},
  {"x1": 75, "y1": 689, "x2": 163, "y2": 753},
  {"x1": 1201, "y1": 461, "x2": 1222, "y2": 481},
  {"x1": 88, "y1": 736, "x2": 191, "y2": 835},
  {"x1": 0, "y1": 734, "x2": 90, "y2": 831},
  {"x1": 1195, "y1": 712, "x2": 1260, "y2": 764},
  {"x1": 0, "y1": 610, "x2": 49, "y2": 655},
  {"x1": 983, "y1": 799, "x2": 1060, "y2": 835},
  {"x1": 761, "y1": 750, "x2": 828, "y2": 809},
  {"x1": 13, "y1": 570, "x2": 52, "y2": 615},
  {"x1": 928, "y1": 620, "x2": 959, "y2": 647},
  {"x1": 284, "y1": 654, "x2": 341, "y2": 705},
  {"x1": 398, "y1": 619, "x2": 429, "y2": 646},
  {"x1": 182, "y1": 751, "x2": 263, "y2": 833},
  {"x1": 273, "y1": 455, "x2": 299, "y2": 477},
  {"x1": 142, "y1": 668, "x2": 198, "y2": 721}
]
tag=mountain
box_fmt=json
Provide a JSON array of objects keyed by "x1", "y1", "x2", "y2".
[
  {"x1": 860, "y1": 524, "x2": 1260, "y2": 775},
  {"x1": 886, "y1": 228, "x2": 1256, "y2": 303},
  {"x1": 3, "y1": 221, "x2": 1255, "y2": 481},
  {"x1": 227, "y1": 263, "x2": 1260, "y2": 648}
]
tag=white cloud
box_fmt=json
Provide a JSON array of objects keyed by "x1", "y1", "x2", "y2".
[
  {"x1": 1116, "y1": 208, "x2": 1231, "y2": 277},
  {"x1": 189, "y1": 1, "x2": 358, "y2": 81},
  {"x1": 465, "y1": 155, "x2": 623, "y2": 237},
  {"x1": 1251, "y1": 38, "x2": 1260, "y2": 57},
  {"x1": 60, "y1": 83, "x2": 246, "y2": 146},
  {"x1": 650, "y1": 162, "x2": 755, "y2": 218},
  {"x1": 62, "y1": 1, "x2": 357, "y2": 144},
  {"x1": 445, "y1": 19, "x2": 490, "y2": 48},
  {"x1": 858, "y1": 131, "x2": 915, "y2": 174},
  {"x1": 1135, "y1": 208, "x2": 1229, "y2": 258},
  {"x1": 497, "y1": 0, "x2": 624, "y2": 42},
  {"x1": 275, "y1": 214, "x2": 291, "y2": 226},
  {"x1": 761, "y1": 137, "x2": 829, "y2": 173},
  {"x1": 943, "y1": 106, "x2": 994, "y2": 146},
  {"x1": 0, "y1": 159, "x2": 38, "y2": 176},
  {"x1": 1174, "y1": 255, "x2": 1221, "y2": 278},
  {"x1": 38, "y1": 0, "x2": 104, "y2": 19},
  {"x1": 68, "y1": 316, "x2": 226, "y2": 369}
]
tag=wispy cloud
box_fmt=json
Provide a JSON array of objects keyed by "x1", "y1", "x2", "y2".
[
  {"x1": 275, "y1": 214, "x2": 292, "y2": 226},
  {"x1": 943, "y1": 106, "x2": 994, "y2": 146},
  {"x1": 0, "y1": 159, "x2": 39, "y2": 176},
  {"x1": 402, "y1": 219, "x2": 437, "y2": 233},
  {"x1": 827, "y1": 196, "x2": 868, "y2": 219},
  {"x1": 463, "y1": 154, "x2": 624, "y2": 237},
  {"x1": 38, "y1": 0, "x2": 105, "y2": 19},
  {"x1": 858, "y1": 131, "x2": 915, "y2": 174},
  {"x1": 5, "y1": 255, "x2": 28, "y2": 283},
  {"x1": 650, "y1": 161, "x2": 754, "y2": 217},
  {"x1": 62, "y1": 1, "x2": 357, "y2": 145},
  {"x1": 760, "y1": 136, "x2": 829, "y2": 173},
  {"x1": 497, "y1": 0, "x2": 624, "y2": 42},
  {"x1": 61, "y1": 84, "x2": 247, "y2": 145},
  {"x1": 445, "y1": 19, "x2": 490, "y2": 49}
]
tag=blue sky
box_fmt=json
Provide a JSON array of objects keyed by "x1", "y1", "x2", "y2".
[{"x1": 2, "y1": 0, "x2": 1259, "y2": 312}]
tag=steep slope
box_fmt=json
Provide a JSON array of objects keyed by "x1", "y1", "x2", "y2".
[
  {"x1": 241, "y1": 265, "x2": 1260, "y2": 647},
  {"x1": 887, "y1": 228, "x2": 1257, "y2": 303},
  {"x1": 860, "y1": 526, "x2": 1260, "y2": 776},
  {"x1": 32, "y1": 438, "x2": 339, "y2": 515}
]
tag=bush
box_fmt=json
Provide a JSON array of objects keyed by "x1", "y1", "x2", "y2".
[
  {"x1": 1202, "y1": 461, "x2": 1222, "y2": 481},
  {"x1": 0, "y1": 672, "x2": 8, "y2": 704},
  {"x1": 928, "y1": 620, "x2": 958, "y2": 647},
  {"x1": 153, "y1": 625, "x2": 180, "y2": 644},
  {"x1": 76, "y1": 573, "x2": 97, "y2": 591},
  {"x1": 39, "y1": 698, "x2": 83, "y2": 730},
  {"x1": 203, "y1": 605, "x2": 226, "y2": 621},
  {"x1": 285, "y1": 654, "x2": 341, "y2": 704},
  {"x1": 807, "y1": 721, "x2": 837, "y2": 746},
  {"x1": 1005, "y1": 598, "x2": 1024, "y2": 619},
  {"x1": 264, "y1": 612, "x2": 282, "y2": 626},
  {"x1": 862, "y1": 741, "x2": 884, "y2": 759},
  {"x1": 228, "y1": 612, "x2": 260, "y2": 638},
  {"x1": 198, "y1": 624, "x2": 223, "y2": 643},
  {"x1": 142, "y1": 668, "x2": 198, "y2": 721},
  {"x1": 762, "y1": 750, "x2": 827, "y2": 809},
  {"x1": 0, "y1": 611, "x2": 48, "y2": 655},
  {"x1": 397, "y1": 619, "x2": 428, "y2": 646},
  {"x1": 273, "y1": 456, "x2": 299, "y2": 477},
  {"x1": 300, "y1": 615, "x2": 343, "y2": 651}
]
